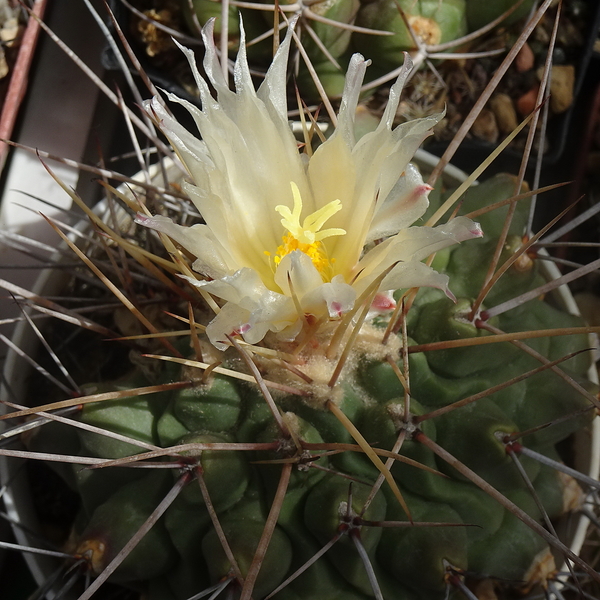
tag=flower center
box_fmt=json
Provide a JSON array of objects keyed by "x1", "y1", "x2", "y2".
[
  {"x1": 274, "y1": 232, "x2": 333, "y2": 279},
  {"x1": 267, "y1": 182, "x2": 346, "y2": 281}
]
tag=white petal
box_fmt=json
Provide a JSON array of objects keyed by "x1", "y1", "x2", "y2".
[
  {"x1": 181, "y1": 182, "x2": 227, "y2": 242},
  {"x1": 247, "y1": 295, "x2": 296, "y2": 338},
  {"x1": 173, "y1": 37, "x2": 220, "y2": 110},
  {"x1": 380, "y1": 262, "x2": 453, "y2": 299},
  {"x1": 185, "y1": 268, "x2": 272, "y2": 308},
  {"x1": 274, "y1": 319, "x2": 304, "y2": 343},
  {"x1": 274, "y1": 250, "x2": 324, "y2": 297},
  {"x1": 321, "y1": 113, "x2": 440, "y2": 277},
  {"x1": 365, "y1": 163, "x2": 431, "y2": 243},
  {"x1": 357, "y1": 217, "x2": 481, "y2": 280},
  {"x1": 183, "y1": 269, "x2": 299, "y2": 344},
  {"x1": 351, "y1": 114, "x2": 441, "y2": 225},
  {"x1": 335, "y1": 53, "x2": 370, "y2": 148},
  {"x1": 301, "y1": 276, "x2": 356, "y2": 319},
  {"x1": 205, "y1": 303, "x2": 252, "y2": 351},
  {"x1": 257, "y1": 16, "x2": 299, "y2": 120},
  {"x1": 200, "y1": 19, "x2": 232, "y2": 96},
  {"x1": 380, "y1": 53, "x2": 413, "y2": 130},
  {"x1": 233, "y1": 21, "x2": 254, "y2": 96},
  {"x1": 146, "y1": 97, "x2": 211, "y2": 178},
  {"x1": 351, "y1": 259, "x2": 451, "y2": 300},
  {"x1": 135, "y1": 214, "x2": 233, "y2": 278},
  {"x1": 200, "y1": 281, "x2": 297, "y2": 348},
  {"x1": 377, "y1": 114, "x2": 442, "y2": 202},
  {"x1": 241, "y1": 319, "x2": 277, "y2": 346},
  {"x1": 435, "y1": 216, "x2": 484, "y2": 243},
  {"x1": 307, "y1": 133, "x2": 359, "y2": 270}
]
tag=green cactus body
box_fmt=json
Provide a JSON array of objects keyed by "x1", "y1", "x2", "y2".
[
  {"x1": 464, "y1": 0, "x2": 536, "y2": 32},
  {"x1": 354, "y1": 0, "x2": 467, "y2": 72},
  {"x1": 303, "y1": 0, "x2": 360, "y2": 60},
  {"x1": 181, "y1": 0, "x2": 240, "y2": 39},
  {"x1": 172, "y1": 372, "x2": 243, "y2": 432},
  {"x1": 202, "y1": 494, "x2": 294, "y2": 598},
  {"x1": 296, "y1": 58, "x2": 352, "y2": 101},
  {"x1": 75, "y1": 472, "x2": 178, "y2": 583},
  {"x1": 30, "y1": 170, "x2": 596, "y2": 598},
  {"x1": 176, "y1": 431, "x2": 250, "y2": 509},
  {"x1": 304, "y1": 476, "x2": 388, "y2": 594},
  {"x1": 78, "y1": 376, "x2": 159, "y2": 459},
  {"x1": 378, "y1": 496, "x2": 467, "y2": 594}
]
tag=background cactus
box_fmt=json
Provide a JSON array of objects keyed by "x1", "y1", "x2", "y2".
[
  {"x1": 0, "y1": 2, "x2": 599, "y2": 600},
  {"x1": 177, "y1": 0, "x2": 536, "y2": 95},
  {"x1": 354, "y1": 0, "x2": 467, "y2": 68}
]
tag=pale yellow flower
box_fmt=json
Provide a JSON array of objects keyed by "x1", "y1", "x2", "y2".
[{"x1": 136, "y1": 19, "x2": 482, "y2": 349}]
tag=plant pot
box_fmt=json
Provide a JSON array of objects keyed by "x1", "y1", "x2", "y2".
[{"x1": 0, "y1": 159, "x2": 179, "y2": 596}]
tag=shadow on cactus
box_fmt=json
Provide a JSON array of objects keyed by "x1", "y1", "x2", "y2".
[{"x1": 1, "y1": 5, "x2": 600, "y2": 600}]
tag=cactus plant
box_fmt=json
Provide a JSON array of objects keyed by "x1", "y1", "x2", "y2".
[
  {"x1": 354, "y1": 0, "x2": 467, "y2": 68},
  {"x1": 0, "y1": 3, "x2": 599, "y2": 600},
  {"x1": 464, "y1": 0, "x2": 536, "y2": 33}
]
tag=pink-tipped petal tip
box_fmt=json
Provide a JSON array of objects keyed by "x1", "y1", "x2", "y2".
[
  {"x1": 134, "y1": 213, "x2": 150, "y2": 226},
  {"x1": 372, "y1": 293, "x2": 396, "y2": 311},
  {"x1": 471, "y1": 223, "x2": 484, "y2": 238}
]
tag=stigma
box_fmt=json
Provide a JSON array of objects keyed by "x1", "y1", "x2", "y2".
[
  {"x1": 276, "y1": 182, "x2": 346, "y2": 245},
  {"x1": 268, "y1": 182, "x2": 346, "y2": 280}
]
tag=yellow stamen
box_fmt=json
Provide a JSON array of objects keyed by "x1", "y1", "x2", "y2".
[{"x1": 271, "y1": 182, "x2": 346, "y2": 281}]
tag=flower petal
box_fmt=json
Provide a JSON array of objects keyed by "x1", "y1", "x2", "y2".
[
  {"x1": 307, "y1": 133, "x2": 358, "y2": 268},
  {"x1": 301, "y1": 275, "x2": 357, "y2": 319},
  {"x1": 257, "y1": 16, "x2": 299, "y2": 121},
  {"x1": 354, "y1": 217, "x2": 482, "y2": 294},
  {"x1": 205, "y1": 302, "x2": 252, "y2": 351},
  {"x1": 135, "y1": 214, "x2": 233, "y2": 279},
  {"x1": 185, "y1": 268, "x2": 273, "y2": 309},
  {"x1": 380, "y1": 53, "x2": 413, "y2": 130},
  {"x1": 365, "y1": 163, "x2": 431, "y2": 243},
  {"x1": 274, "y1": 253, "x2": 357, "y2": 320},
  {"x1": 381, "y1": 261, "x2": 453, "y2": 300},
  {"x1": 335, "y1": 53, "x2": 370, "y2": 148},
  {"x1": 199, "y1": 19, "x2": 233, "y2": 98},
  {"x1": 274, "y1": 250, "x2": 324, "y2": 298},
  {"x1": 185, "y1": 269, "x2": 298, "y2": 344}
]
